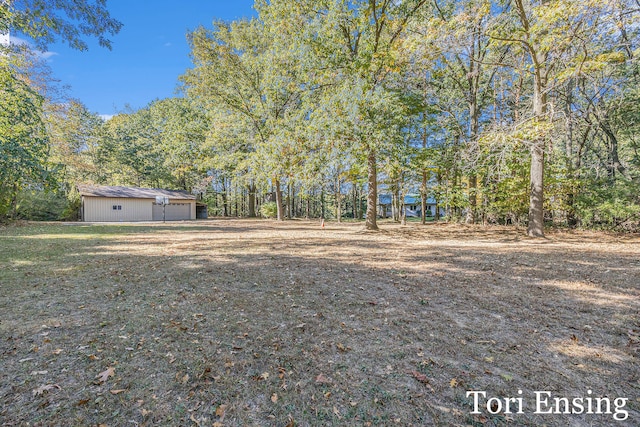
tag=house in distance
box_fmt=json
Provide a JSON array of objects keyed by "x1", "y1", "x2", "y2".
[{"x1": 78, "y1": 185, "x2": 197, "y2": 222}]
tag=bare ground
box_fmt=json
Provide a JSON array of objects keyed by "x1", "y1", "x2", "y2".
[{"x1": 0, "y1": 220, "x2": 638, "y2": 426}]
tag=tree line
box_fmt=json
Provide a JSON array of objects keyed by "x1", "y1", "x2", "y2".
[{"x1": 2, "y1": 0, "x2": 639, "y2": 236}]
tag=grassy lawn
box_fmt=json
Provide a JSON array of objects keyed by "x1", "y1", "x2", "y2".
[{"x1": 0, "y1": 220, "x2": 638, "y2": 426}]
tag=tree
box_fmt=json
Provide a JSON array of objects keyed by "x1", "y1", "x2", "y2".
[
  {"x1": 183, "y1": 18, "x2": 305, "y2": 221},
  {"x1": 0, "y1": 62, "x2": 48, "y2": 218},
  {"x1": 1, "y1": 0, "x2": 122, "y2": 51},
  {"x1": 261, "y1": 0, "x2": 430, "y2": 230},
  {"x1": 489, "y1": 0, "x2": 609, "y2": 236}
]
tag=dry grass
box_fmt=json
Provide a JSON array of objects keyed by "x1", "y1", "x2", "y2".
[{"x1": 0, "y1": 219, "x2": 638, "y2": 426}]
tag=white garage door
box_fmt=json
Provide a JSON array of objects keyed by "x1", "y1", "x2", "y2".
[
  {"x1": 152, "y1": 203, "x2": 191, "y2": 221},
  {"x1": 165, "y1": 203, "x2": 191, "y2": 221}
]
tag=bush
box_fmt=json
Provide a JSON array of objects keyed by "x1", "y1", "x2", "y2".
[
  {"x1": 60, "y1": 187, "x2": 81, "y2": 221},
  {"x1": 14, "y1": 189, "x2": 67, "y2": 221},
  {"x1": 260, "y1": 201, "x2": 278, "y2": 218}
]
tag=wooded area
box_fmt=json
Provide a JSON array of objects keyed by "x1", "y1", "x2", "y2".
[{"x1": 2, "y1": 1, "x2": 639, "y2": 236}]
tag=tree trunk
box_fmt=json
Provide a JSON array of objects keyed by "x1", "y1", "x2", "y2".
[
  {"x1": 466, "y1": 174, "x2": 477, "y2": 224},
  {"x1": 274, "y1": 178, "x2": 284, "y2": 221},
  {"x1": 421, "y1": 171, "x2": 427, "y2": 225},
  {"x1": 391, "y1": 191, "x2": 398, "y2": 222},
  {"x1": 335, "y1": 176, "x2": 341, "y2": 223},
  {"x1": 365, "y1": 149, "x2": 378, "y2": 230},
  {"x1": 400, "y1": 187, "x2": 407, "y2": 226},
  {"x1": 352, "y1": 183, "x2": 357, "y2": 220},
  {"x1": 247, "y1": 184, "x2": 256, "y2": 217},
  {"x1": 221, "y1": 179, "x2": 228, "y2": 217},
  {"x1": 527, "y1": 75, "x2": 546, "y2": 237}
]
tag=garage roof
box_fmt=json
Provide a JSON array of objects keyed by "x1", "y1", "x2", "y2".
[{"x1": 78, "y1": 185, "x2": 196, "y2": 200}]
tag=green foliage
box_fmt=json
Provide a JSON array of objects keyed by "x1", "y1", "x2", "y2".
[
  {"x1": 575, "y1": 178, "x2": 640, "y2": 229},
  {"x1": 2, "y1": 0, "x2": 122, "y2": 51},
  {"x1": 13, "y1": 189, "x2": 67, "y2": 221},
  {"x1": 61, "y1": 187, "x2": 82, "y2": 221},
  {"x1": 0, "y1": 63, "x2": 49, "y2": 219},
  {"x1": 260, "y1": 201, "x2": 278, "y2": 218}
]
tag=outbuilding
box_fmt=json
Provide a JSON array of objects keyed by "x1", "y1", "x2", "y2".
[{"x1": 78, "y1": 185, "x2": 197, "y2": 222}]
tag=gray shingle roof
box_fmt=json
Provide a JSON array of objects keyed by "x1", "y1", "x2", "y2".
[{"x1": 77, "y1": 185, "x2": 195, "y2": 200}]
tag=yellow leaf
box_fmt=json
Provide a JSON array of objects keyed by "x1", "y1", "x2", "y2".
[
  {"x1": 449, "y1": 378, "x2": 458, "y2": 388},
  {"x1": 215, "y1": 404, "x2": 227, "y2": 417}
]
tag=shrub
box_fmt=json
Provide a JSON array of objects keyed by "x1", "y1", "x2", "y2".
[
  {"x1": 14, "y1": 189, "x2": 67, "y2": 221},
  {"x1": 260, "y1": 201, "x2": 278, "y2": 218}
]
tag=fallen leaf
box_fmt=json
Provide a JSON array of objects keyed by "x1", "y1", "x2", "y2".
[
  {"x1": 181, "y1": 373, "x2": 190, "y2": 385},
  {"x1": 110, "y1": 389, "x2": 126, "y2": 395},
  {"x1": 32, "y1": 384, "x2": 61, "y2": 396},
  {"x1": 409, "y1": 370, "x2": 428, "y2": 383},
  {"x1": 30, "y1": 370, "x2": 48, "y2": 375},
  {"x1": 52, "y1": 349, "x2": 63, "y2": 355},
  {"x1": 336, "y1": 343, "x2": 347, "y2": 352},
  {"x1": 77, "y1": 399, "x2": 90, "y2": 406},
  {"x1": 315, "y1": 373, "x2": 332, "y2": 385},
  {"x1": 450, "y1": 378, "x2": 458, "y2": 388},
  {"x1": 141, "y1": 408, "x2": 151, "y2": 416},
  {"x1": 95, "y1": 367, "x2": 115, "y2": 384},
  {"x1": 271, "y1": 393, "x2": 278, "y2": 403},
  {"x1": 409, "y1": 371, "x2": 434, "y2": 391},
  {"x1": 333, "y1": 406, "x2": 341, "y2": 419},
  {"x1": 500, "y1": 373, "x2": 513, "y2": 382},
  {"x1": 215, "y1": 404, "x2": 227, "y2": 417},
  {"x1": 213, "y1": 423, "x2": 224, "y2": 427},
  {"x1": 259, "y1": 372, "x2": 269, "y2": 380},
  {"x1": 190, "y1": 413, "x2": 201, "y2": 426}
]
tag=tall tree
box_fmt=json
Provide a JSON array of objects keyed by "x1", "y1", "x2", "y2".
[
  {"x1": 183, "y1": 18, "x2": 304, "y2": 221},
  {"x1": 261, "y1": 0, "x2": 430, "y2": 230},
  {"x1": 489, "y1": 0, "x2": 608, "y2": 236}
]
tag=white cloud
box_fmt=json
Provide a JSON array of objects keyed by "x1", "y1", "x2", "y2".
[
  {"x1": 8, "y1": 36, "x2": 58, "y2": 61},
  {"x1": 99, "y1": 114, "x2": 114, "y2": 122},
  {"x1": 164, "y1": 42, "x2": 172, "y2": 47}
]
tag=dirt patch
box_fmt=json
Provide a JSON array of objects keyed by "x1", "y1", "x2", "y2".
[{"x1": 0, "y1": 220, "x2": 638, "y2": 426}]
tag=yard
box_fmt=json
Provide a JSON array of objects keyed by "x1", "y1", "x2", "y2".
[{"x1": 0, "y1": 220, "x2": 638, "y2": 426}]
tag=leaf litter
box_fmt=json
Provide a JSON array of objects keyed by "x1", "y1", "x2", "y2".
[{"x1": 1, "y1": 220, "x2": 638, "y2": 426}]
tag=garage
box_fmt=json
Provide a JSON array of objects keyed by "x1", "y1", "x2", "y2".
[{"x1": 79, "y1": 185, "x2": 197, "y2": 222}]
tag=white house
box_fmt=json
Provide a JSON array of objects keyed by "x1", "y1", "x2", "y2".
[{"x1": 378, "y1": 194, "x2": 446, "y2": 218}]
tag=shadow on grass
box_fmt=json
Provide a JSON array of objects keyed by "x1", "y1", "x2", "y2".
[{"x1": 0, "y1": 221, "x2": 638, "y2": 426}]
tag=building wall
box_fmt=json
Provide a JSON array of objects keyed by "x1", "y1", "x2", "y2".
[
  {"x1": 83, "y1": 197, "x2": 152, "y2": 222},
  {"x1": 83, "y1": 197, "x2": 196, "y2": 222}
]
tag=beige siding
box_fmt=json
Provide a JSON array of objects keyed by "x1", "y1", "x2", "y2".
[{"x1": 83, "y1": 197, "x2": 152, "y2": 222}]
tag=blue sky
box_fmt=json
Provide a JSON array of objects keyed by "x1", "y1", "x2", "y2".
[{"x1": 45, "y1": 0, "x2": 256, "y2": 118}]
